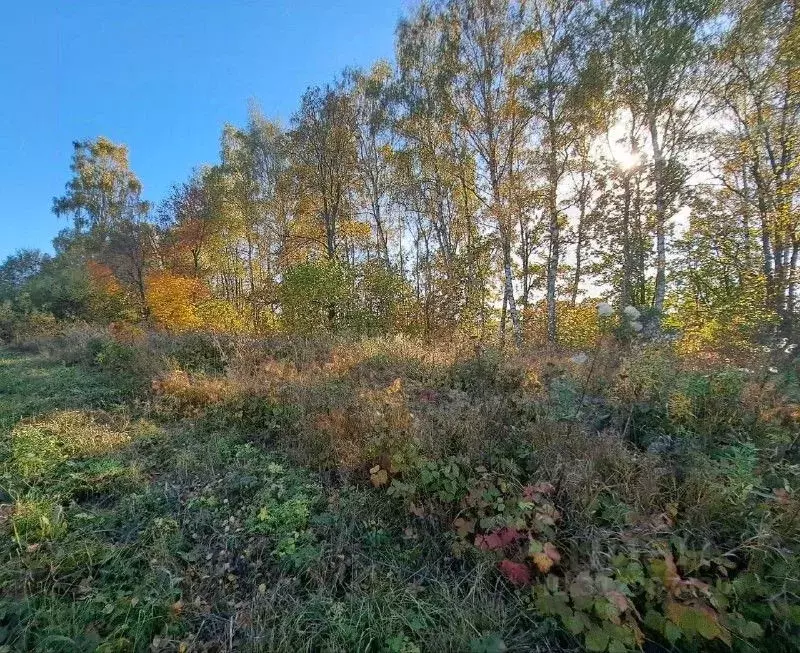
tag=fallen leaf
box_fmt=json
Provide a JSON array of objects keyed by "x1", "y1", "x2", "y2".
[
  {"x1": 523, "y1": 482, "x2": 555, "y2": 500},
  {"x1": 477, "y1": 528, "x2": 520, "y2": 550},
  {"x1": 497, "y1": 527, "x2": 521, "y2": 546},
  {"x1": 453, "y1": 517, "x2": 475, "y2": 537},
  {"x1": 370, "y1": 468, "x2": 389, "y2": 488},
  {"x1": 543, "y1": 542, "x2": 561, "y2": 563},
  {"x1": 476, "y1": 532, "x2": 502, "y2": 550}
]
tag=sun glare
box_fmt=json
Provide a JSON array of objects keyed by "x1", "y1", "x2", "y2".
[
  {"x1": 613, "y1": 148, "x2": 641, "y2": 170},
  {"x1": 614, "y1": 147, "x2": 641, "y2": 170}
]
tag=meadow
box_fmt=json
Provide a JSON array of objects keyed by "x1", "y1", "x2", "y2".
[{"x1": 1, "y1": 324, "x2": 798, "y2": 652}]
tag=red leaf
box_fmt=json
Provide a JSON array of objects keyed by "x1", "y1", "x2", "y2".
[
  {"x1": 523, "y1": 482, "x2": 555, "y2": 500},
  {"x1": 476, "y1": 532, "x2": 503, "y2": 550},
  {"x1": 498, "y1": 559, "x2": 532, "y2": 586},
  {"x1": 543, "y1": 542, "x2": 561, "y2": 563},
  {"x1": 476, "y1": 528, "x2": 521, "y2": 550},
  {"x1": 497, "y1": 527, "x2": 522, "y2": 546}
]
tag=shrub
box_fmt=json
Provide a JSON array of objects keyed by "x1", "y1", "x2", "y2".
[
  {"x1": 153, "y1": 330, "x2": 229, "y2": 373},
  {"x1": 93, "y1": 339, "x2": 162, "y2": 395},
  {"x1": 310, "y1": 377, "x2": 415, "y2": 469}
]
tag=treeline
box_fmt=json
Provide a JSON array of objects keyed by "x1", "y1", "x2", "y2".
[{"x1": 1, "y1": 0, "x2": 797, "y2": 348}]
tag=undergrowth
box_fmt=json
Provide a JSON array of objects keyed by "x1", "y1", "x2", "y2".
[{"x1": 0, "y1": 327, "x2": 798, "y2": 651}]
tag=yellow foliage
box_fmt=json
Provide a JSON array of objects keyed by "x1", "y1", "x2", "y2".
[
  {"x1": 145, "y1": 271, "x2": 209, "y2": 332},
  {"x1": 667, "y1": 392, "x2": 694, "y2": 422},
  {"x1": 524, "y1": 301, "x2": 601, "y2": 349},
  {"x1": 195, "y1": 298, "x2": 250, "y2": 334},
  {"x1": 339, "y1": 219, "x2": 372, "y2": 243}
]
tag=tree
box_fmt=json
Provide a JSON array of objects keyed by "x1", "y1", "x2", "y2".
[
  {"x1": 291, "y1": 81, "x2": 359, "y2": 263},
  {"x1": 52, "y1": 137, "x2": 153, "y2": 318},
  {"x1": 716, "y1": 0, "x2": 799, "y2": 334},
  {"x1": 529, "y1": 0, "x2": 595, "y2": 342},
  {"x1": 606, "y1": 0, "x2": 718, "y2": 316},
  {"x1": 0, "y1": 250, "x2": 49, "y2": 301},
  {"x1": 396, "y1": 3, "x2": 493, "y2": 336},
  {"x1": 445, "y1": 0, "x2": 539, "y2": 346},
  {"x1": 350, "y1": 62, "x2": 398, "y2": 265},
  {"x1": 220, "y1": 108, "x2": 290, "y2": 324},
  {"x1": 159, "y1": 168, "x2": 219, "y2": 278},
  {"x1": 53, "y1": 137, "x2": 148, "y2": 245}
]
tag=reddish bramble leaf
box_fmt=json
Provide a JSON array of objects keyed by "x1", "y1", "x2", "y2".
[{"x1": 498, "y1": 559, "x2": 532, "y2": 586}]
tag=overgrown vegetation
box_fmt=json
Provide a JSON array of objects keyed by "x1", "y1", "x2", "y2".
[
  {"x1": 1, "y1": 324, "x2": 798, "y2": 651},
  {"x1": 1, "y1": 0, "x2": 798, "y2": 649}
]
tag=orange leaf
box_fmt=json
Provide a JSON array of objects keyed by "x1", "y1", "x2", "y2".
[{"x1": 532, "y1": 552, "x2": 554, "y2": 573}]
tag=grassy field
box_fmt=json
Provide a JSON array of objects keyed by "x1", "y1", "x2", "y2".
[
  {"x1": 1, "y1": 333, "x2": 798, "y2": 652},
  {"x1": 0, "y1": 349, "x2": 546, "y2": 652}
]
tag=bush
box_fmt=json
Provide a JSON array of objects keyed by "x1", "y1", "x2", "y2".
[
  {"x1": 0, "y1": 309, "x2": 62, "y2": 347},
  {"x1": 152, "y1": 331, "x2": 229, "y2": 373},
  {"x1": 152, "y1": 369, "x2": 231, "y2": 417},
  {"x1": 93, "y1": 339, "x2": 162, "y2": 395}
]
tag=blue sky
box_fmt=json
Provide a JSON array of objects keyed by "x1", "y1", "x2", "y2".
[{"x1": 0, "y1": 0, "x2": 407, "y2": 261}]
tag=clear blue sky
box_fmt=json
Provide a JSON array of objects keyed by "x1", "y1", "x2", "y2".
[{"x1": 0, "y1": 0, "x2": 407, "y2": 261}]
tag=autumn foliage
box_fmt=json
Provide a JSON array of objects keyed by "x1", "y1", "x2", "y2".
[{"x1": 145, "y1": 271, "x2": 209, "y2": 332}]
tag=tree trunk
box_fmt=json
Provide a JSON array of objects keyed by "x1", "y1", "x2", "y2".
[
  {"x1": 649, "y1": 117, "x2": 667, "y2": 315},
  {"x1": 546, "y1": 211, "x2": 559, "y2": 344},
  {"x1": 501, "y1": 232, "x2": 523, "y2": 347}
]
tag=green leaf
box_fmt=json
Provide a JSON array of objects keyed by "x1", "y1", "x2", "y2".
[
  {"x1": 528, "y1": 539, "x2": 543, "y2": 555},
  {"x1": 664, "y1": 621, "x2": 683, "y2": 644},
  {"x1": 585, "y1": 627, "x2": 610, "y2": 652},
  {"x1": 607, "y1": 638, "x2": 627, "y2": 653},
  {"x1": 643, "y1": 609, "x2": 664, "y2": 632},
  {"x1": 737, "y1": 620, "x2": 763, "y2": 639},
  {"x1": 593, "y1": 597, "x2": 620, "y2": 623},
  {"x1": 562, "y1": 611, "x2": 586, "y2": 635}
]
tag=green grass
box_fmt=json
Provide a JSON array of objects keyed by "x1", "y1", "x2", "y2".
[
  {"x1": 0, "y1": 350, "x2": 550, "y2": 652},
  {"x1": 0, "y1": 352, "x2": 123, "y2": 436},
  {"x1": 5, "y1": 340, "x2": 796, "y2": 652}
]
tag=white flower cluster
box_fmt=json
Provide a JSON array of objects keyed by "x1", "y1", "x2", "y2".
[
  {"x1": 596, "y1": 302, "x2": 643, "y2": 334},
  {"x1": 597, "y1": 302, "x2": 613, "y2": 318},
  {"x1": 623, "y1": 305, "x2": 643, "y2": 333}
]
